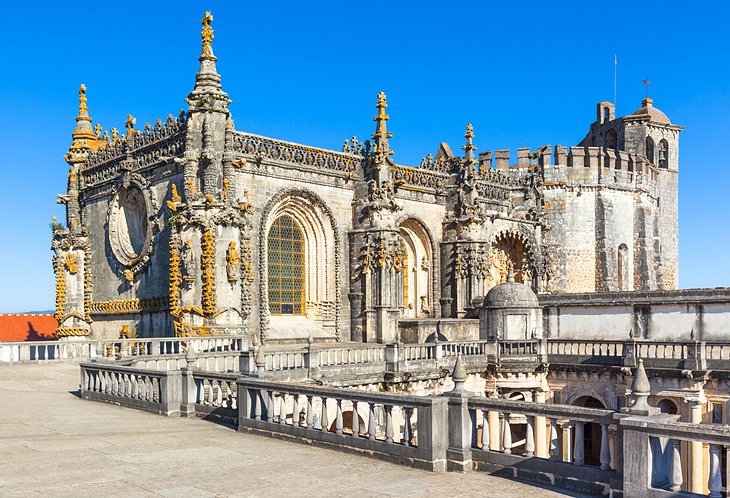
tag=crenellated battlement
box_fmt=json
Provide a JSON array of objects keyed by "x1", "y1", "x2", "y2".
[{"x1": 472, "y1": 144, "x2": 661, "y2": 194}]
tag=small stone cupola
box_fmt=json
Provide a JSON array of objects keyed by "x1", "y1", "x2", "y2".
[{"x1": 479, "y1": 267, "x2": 543, "y2": 341}]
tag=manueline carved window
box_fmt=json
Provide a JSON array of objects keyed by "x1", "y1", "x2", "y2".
[{"x1": 267, "y1": 215, "x2": 306, "y2": 315}]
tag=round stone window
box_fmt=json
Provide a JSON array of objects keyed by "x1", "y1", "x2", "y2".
[{"x1": 109, "y1": 186, "x2": 149, "y2": 266}]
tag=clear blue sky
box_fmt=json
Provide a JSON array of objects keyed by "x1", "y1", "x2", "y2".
[{"x1": 1, "y1": 1, "x2": 728, "y2": 312}]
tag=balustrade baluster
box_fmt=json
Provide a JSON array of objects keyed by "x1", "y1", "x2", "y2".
[
  {"x1": 403, "y1": 407, "x2": 412, "y2": 447},
  {"x1": 481, "y1": 410, "x2": 490, "y2": 449},
  {"x1": 599, "y1": 423, "x2": 611, "y2": 470},
  {"x1": 254, "y1": 389, "x2": 262, "y2": 421},
  {"x1": 292, "y1": 394, "x2": 299, "y2": 426},
  {"x1": 279, "y1": 394, "x2": 287, "y2": 424},
  {"x1": 368, "y1": 403, "x2": 377, "y2": 440},
  {"x1": 385, "y1": 405, "x2": 394, "y2": 443},
  {"x1": 306, "y1": 395, "x2": 313, "y2": 428},
  {"x1": 573, "y1": 422, "x2": 585, "y2": 466},
  {"x1": 525, "y1": 415, "x2": 535, "y2": 457},
  {"x1": 709, "y1": 444, "x2": 723, "y2": 497},
  {"x1": 320, "y1": 397, "x2": 329, "y2": 432},
  {"x1": 266, "y1": 390, "x2": 275, "y2": 422},
  {"x1": 351, "y1": 400, "x2": 359, "y2": 437},
  {"x1": 335, "y1": 399, "x2": 343, "y2": 435},
  {"x1": 502, "y1": 413, "x2": 512, "y2": 454},
  {"x1": 216, "y1": 381, "x2": 223, "y2": 406},
  {"x1": 669, "y1": 439, "x2": 683, "y2": 492},
  {"x1": 549, "y1": 419, "x2": 559, "y2": 460}
]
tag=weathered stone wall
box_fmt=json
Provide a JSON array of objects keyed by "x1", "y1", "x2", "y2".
[{"x1": 541, "y1": 289, "x2": 730, "y2": 341}]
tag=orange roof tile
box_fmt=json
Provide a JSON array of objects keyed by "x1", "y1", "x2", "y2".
[{"x1": 0, "y1": 314, "x2": 58, "y2": 342}]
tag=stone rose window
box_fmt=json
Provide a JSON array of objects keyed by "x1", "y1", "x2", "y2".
[{"x1": 109, "y1": 185, "x2": 149, "y2": 266}]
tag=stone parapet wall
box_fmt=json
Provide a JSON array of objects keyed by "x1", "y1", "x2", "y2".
[{"x1": 541, "y1": 288, "x2": 730, "y2": 342}]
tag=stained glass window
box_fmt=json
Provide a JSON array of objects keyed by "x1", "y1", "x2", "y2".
[{"x1": 268, "y1": 215, "x2": 305, "y2": 315}]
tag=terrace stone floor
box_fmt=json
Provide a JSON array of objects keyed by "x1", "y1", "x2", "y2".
[{"x1": 0, "y1": 362, "x2": 588, "y2": 497}]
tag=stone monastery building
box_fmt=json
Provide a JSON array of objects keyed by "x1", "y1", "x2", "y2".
[{"x1": 52, "y1": 11, "x2": 682, "y2": 345}]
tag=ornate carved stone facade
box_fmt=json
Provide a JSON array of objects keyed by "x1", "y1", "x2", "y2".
[{"x1": 52, "y1": 12, "x2": 680, "y2": 343}]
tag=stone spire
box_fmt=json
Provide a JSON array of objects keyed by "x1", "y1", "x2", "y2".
[
  {"x1": 186, "y1": 11, "x2": 231, "y2": 115},
  {"x1": 461, "y1": 124, "x2": 477, "y2": 166},
  {"x1": 372, "y1": 92, "x2": 393, "y2": 156},
  {"x1": 66, "y1": 84, "x2": 97, "y2": 166}
]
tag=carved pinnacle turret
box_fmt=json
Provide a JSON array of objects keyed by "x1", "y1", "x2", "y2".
[
  {"x1": 186, "y1": 11, "x2": 231, "y2": 115},
  {"x1": 462, "y1": 123, "x2": 477, "y2": 165},
  {"x1": 372, "y1": 92, "x2": 393, "y2": 156}
]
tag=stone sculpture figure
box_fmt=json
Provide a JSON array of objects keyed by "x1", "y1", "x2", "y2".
[
  {"x1": 182, "y1": 240, "x2": 196, "y2": 283},
  {"x1": 226, "y1": 241, "x2": 240, "y2": 282}
]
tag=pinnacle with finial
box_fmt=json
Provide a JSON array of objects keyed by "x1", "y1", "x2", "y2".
[
  {"x1": 372, "y1": 92, "x2": 393, "y2": 156},
  {"x1": 71, "y1": 84, "x2": 96, "y2": 142},
  {"x1": 462, "y1": 123, "x2": 477, "y2": 164},
  {"x1": 506, "y1": 262, "x2": 515, "y2": 283},
  {"x1": 449, "y1": 353, "x2": 469, "y2": 395}
]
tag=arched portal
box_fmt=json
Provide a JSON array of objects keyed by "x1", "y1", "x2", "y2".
[
  {"x1": 399, "y1": 219, "x2": 433, "y2": 318},
  {"x1": 573, "y1": 395, "x2": 607, "y2": 467},
  {"x1": 487, "y1": 231, "x2": 535, "y2": 290}
]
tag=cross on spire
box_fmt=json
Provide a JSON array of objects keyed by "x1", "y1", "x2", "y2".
[
  {"x1": 125, "y1": 114, "x2": 136, "y2": 138},
  {"x1": 201, "y1": 11, "x2": 215, "y2": 58}
]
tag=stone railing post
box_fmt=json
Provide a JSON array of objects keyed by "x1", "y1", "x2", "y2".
[
  {"x1": 621, "y1": 422, "x2": 652, "y2": 497},
  {"x1": 385, "y1": 343, "x2": 399, "y2": 373},
  {"x1": 622, "y1": 339, "x2": 638, "y2": 368},
  {"x1": 305, "y1": 343, "x2": 320, "y2": 379},
  {"x1": 685, "y1": 341, "x2": 707, "y2": 371},
  {"x1": 180, "y1": 349, "x2": 197, "y2": 417},
  {"x1": 161, "y1": 370, "x2": 182, "y2": 416},
  {"x1": 445, "y1": 355, "x2": 472, "y2": 471},
  {"x1": 239, "y1": 351, "x2": 254, "y2": 374},
  {"x1": 419, "y1": 397, "x2": 449, "y2": 471},
  {"x1": 434, "y1": 340, "x2": 443, "y2": 361}
]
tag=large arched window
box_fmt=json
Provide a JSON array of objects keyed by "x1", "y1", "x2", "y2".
[
  {"x1": 645, "y1": 136, "x2": 655, "y2": 163},
  {"x1": 268, "y1": 215, "x2": 306, "y2": 315}
]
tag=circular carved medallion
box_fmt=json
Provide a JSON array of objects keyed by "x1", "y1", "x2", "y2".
[{"x1": 109, "y1": 185, "x2": 150, "y2": 266}]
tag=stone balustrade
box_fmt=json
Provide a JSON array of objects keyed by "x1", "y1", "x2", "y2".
[
  {"x1": 78, "y1": 358, "x2": 730, "y2": 496},
  {"x1": 622, "y1": 415, "x2": 730, "y2": 497},
  {"x1": 0, "y1": 335, "x2": 249, "y2": 364},
  {"x1": 236, "y1": 377, "x2": 448, "y2": 471},
  {"x1": 466, "y1": 397, "x2": 617, "y2": 494},
  {"x1": 318, "y1": 344, "x2": 386, "y2": 366},
  {"x1": 79, "y1": 362, "x2": 181, "y2": 415}
]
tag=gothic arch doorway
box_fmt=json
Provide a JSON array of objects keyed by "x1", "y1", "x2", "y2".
[
  {"x1": 399, "y1": 219, "x2": 433, "y2": 318},
  {"x1": 487, "y1": 232, "x2": 535, "y2": 291}
]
